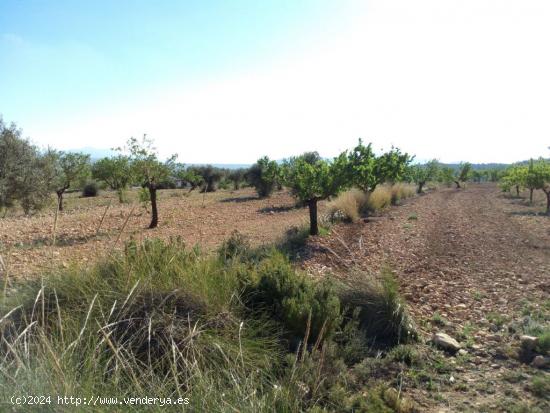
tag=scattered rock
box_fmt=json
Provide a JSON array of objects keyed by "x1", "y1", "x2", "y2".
[
  {"x1": 520, "y1": 335, "x2": 538, "y2": 351},
  {"x1": 532, "y1": 355, "x2": 550, "y2": 369},
  {"x1": 432, "y1": 332, "x2": 461, "y2": 352},
  {"x1": 457, "y1": 349, "x2": 468, "y2": 356}
]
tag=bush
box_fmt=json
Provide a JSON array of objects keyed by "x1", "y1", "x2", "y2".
[
  {"x1": 251, "y1": 252, "x2": 342, "y2": 344},
  {"x1": 247, "y1": 157, "x2": 279, "y2": 198},
  {"x1": 82, "y1": 181, "x2": 98, "y2": 197},
  {"x1": 390, "y1": 184, "x2": 415, "y2": 205},
  {"x1": 366, "y1": 186, "x2": 392, "y2": 212},
  {"x1": 339, "y1": 268, "x2": 417, "y2": 345},
  {"x1": 327, "y1": 191, "x2": 361, "y2": 223}
]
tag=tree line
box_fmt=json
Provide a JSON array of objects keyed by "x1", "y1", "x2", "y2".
[
  {"x1": 4, "y1": 116, "x2": 550, "y2": 236},
  {"x1": 499, "y1": 159, "x2": 550, "y2": 214}
]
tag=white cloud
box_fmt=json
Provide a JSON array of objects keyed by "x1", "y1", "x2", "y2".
[{"x1": 26, "y1": 0, "x2": 550, "y2": 163}]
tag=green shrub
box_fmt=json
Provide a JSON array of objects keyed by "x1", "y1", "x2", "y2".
[
  {"x1": 536, "y1": 329, "x2": 550, "y2": 354},
  {"x1": 251, "y1": 252, "x2": 342, "y2": 344},
  {"x1": 247, "y1": 156, "x2": 279, "y2": 198},
  {"x1": 82, "y1": 181, "x2": 99, "y2": 197}
]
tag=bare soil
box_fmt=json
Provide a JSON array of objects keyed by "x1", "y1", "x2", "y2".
[
  {"x1": 0, "y1": 188, "x2": 322, "y2": 278},
  {"x1": 303, "y1": 183, "x2": 550, "y2": 412},
  {"x1": 1, "y1": 183, "x2": 548, "y2": 411}
]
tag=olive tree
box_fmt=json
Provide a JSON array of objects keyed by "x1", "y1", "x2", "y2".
[
  {"x1": 410, "y1": 159, "x2": 439, "y2": 194},
  {"x1": 0, "y1": 118, "x2": 51, "y2": 214},
  {"x1": 92, "y1": 155, "x2": 133, "y2": 202},
  {"x1": 44, "y1": 150, "x2": 91, "y2": 211},
  {"x1": 247, "y1": 156, "x2": 279, "y2": 198},
  {"x1": 454, "y1": 162, "x2": 472, "y2": 189},
  {"x1": 125, "y1": 135, "x2": 176, "y2": 228},
  {"x1": 527, "y1": 160, "x2": 550, "y2": 215},
  {"x1": 283, "y1": 153, "x2": 348, "y2": 235}
]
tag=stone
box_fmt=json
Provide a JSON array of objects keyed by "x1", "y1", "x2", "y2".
[
  {"x1": 457, "y1": 349, "x2": 468, "y2": 356},
  {"x1": 520, "y1": 335, "x2": 539, "y2": 351},
  {"x1": 532, "y1": 355, "x2": 550, "y2": 369},
  {"x1": 432, "y1": 332, "x2": 461, "y2": 352}
]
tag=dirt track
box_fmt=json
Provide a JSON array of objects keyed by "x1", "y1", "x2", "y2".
[{"x1": 305, "y1": 184, "x2": 550, "y2": 411}]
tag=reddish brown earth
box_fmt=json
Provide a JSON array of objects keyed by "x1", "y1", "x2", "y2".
[
  {"x1": 303, "y1": 183, "x2": 550, "y2": 412},
  {"x1": 0, "y1": 188, "x2": 324, "y2": 279},
  {"x1": 1, "y1": 183, "x2": 548, "y2": 411}
]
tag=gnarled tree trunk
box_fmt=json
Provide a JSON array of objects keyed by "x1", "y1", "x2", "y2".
[
  {"x1": 544, "y1": 189, "x2": 550, "y2": 216},
  {"x1": 454, "y1": 180, "x2": 461, "y2": 189},
  {"x1": 148, "y1": 184, "x2": 158, "y2": 228},
  {"x1": 307, "y1": 198, "x2": 319, "y2": 236},
  {"x1": 56, "y1": 190, "x2": 64, "y2": 211}
]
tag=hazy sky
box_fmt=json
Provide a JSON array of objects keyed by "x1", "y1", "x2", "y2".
[{"x1": 1, "y1": 0, "x2": 549, "y2": 164}]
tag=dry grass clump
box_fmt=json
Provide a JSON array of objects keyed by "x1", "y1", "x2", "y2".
[
  {"x1": 327, "y1": 190, "x2": 364, "y2": 222},
  {"x1": 366, "y1": 186, "x2": 392, "y2": 211},
  {"x1": 339, "y1": 268, "x2": 417, "y2": 345},
  {"x1": 390, "y1": 184, "x2": 415, "y2": 205}
]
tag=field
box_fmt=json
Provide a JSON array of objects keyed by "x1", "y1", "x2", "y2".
[
  {"x1": 1, "y1": 183, "x2": 549, "y2": 412},
  {"x1": 0, "y1": 187, "x2": 323, "y2": 279}
]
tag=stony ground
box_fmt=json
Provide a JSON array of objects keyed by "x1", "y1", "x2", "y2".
[
  {"x1": 1, "y1": 183, "x2": 548, "y2": 411},
  {"x1": 303, "y1": 183, "x2": 550, "y2": 412},
  {"x1": 0, "y1": 187, "x2": 323, "y2": 279}
]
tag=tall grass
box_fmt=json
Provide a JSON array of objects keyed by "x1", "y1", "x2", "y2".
[{"x1": 1, "y1": 237, "x2": 417, "y2": 412}]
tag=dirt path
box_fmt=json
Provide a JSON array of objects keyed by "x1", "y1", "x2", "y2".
[{"x1": 304, "y1": 184, "x2": 550, "y2": 412}]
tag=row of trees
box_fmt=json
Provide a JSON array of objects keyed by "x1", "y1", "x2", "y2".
[
  {"x1": 246, "y1": 140, "x2": 413, "y2": 235},
  {"x1": 500, "y1": 159, "x2": 550, "y2": 213},
  {"x1": 0, "y1": 118, "x2": 92, "y2": 214}
]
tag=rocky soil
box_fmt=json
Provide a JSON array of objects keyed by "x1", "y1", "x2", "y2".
[{"x1": 303, "y1": 183, "x2": 550, "y2": 412}]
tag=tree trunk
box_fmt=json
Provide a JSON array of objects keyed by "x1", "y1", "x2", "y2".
[
  {"x1": 307, "y1": 199, "x2": 319, "y2": 236},
  {"x1": 454, "y1": 180, "x2": 461, "y2": 189},
  {"x1": 529, "y1": 188, "x2": 534, "y2": 204},
  {"x1": 56, "y1": 190, "x2": 64, "y2": 211},
  {"x1": 545, "y1": 190, "x2": 550, "y2": 216},
  {"x1": 417, "y1": 182, "x2": 425, "y2": 194},
  {"x1": 149, "y1": 185, "x2": 158, "y2": 228},
  {"x1": 516, "y1": 185, "x2": 520, "y2": 197}
]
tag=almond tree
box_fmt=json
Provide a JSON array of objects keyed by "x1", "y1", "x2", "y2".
[
  {"x1": 283, "y1": 152, "x2": 348, "y2": 235},
  {"x1": 45, "y1": 150, "x2": 91, "y2": 211},
  {"x1": 92, "y1": 155, "x2": 133, "y2": 202},
  {"x1": 125, "y1": 135, "x2": 176, "y2": 228},
  {"x1": 410, "y1": 159, "x2": 439, "y2": 194},
  {"x1": 346, "y1": 139, "x2": 412, "y2": 194},
  {"x1": 454, "y1": 162, "x2": 472, "y2": 189},
  {"x1": 528, "y1": 160, "x2": 550, "y2": 215}
]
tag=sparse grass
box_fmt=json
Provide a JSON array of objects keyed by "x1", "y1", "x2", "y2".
[
  {"x1": 529, "y1": 375, "x2": 550, "y2": 400},
  {"x1": 431, "y1": 311, "x2": 447, "y2": 327}
]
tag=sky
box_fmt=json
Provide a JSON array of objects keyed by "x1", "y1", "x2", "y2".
[{"x1": 1, "y1": 0, "x2": 549, "y2": 164}]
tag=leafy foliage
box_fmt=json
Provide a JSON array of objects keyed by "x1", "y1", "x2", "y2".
[
  {"x1": 92, "y1": 155, "x2": 132, "y2": 202},
  {"x1": 0, "y1": 118, "x2": 52, "y2": 214},
  {"x1": 283, "y1": 152, "x2": 349, "y2": 235},
  {"x1": 409, "y1": 159, "x2": 439, "y2": 193},
  {"x1": 247, "y1": 156, "x2": 280, "y2": 198}
]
